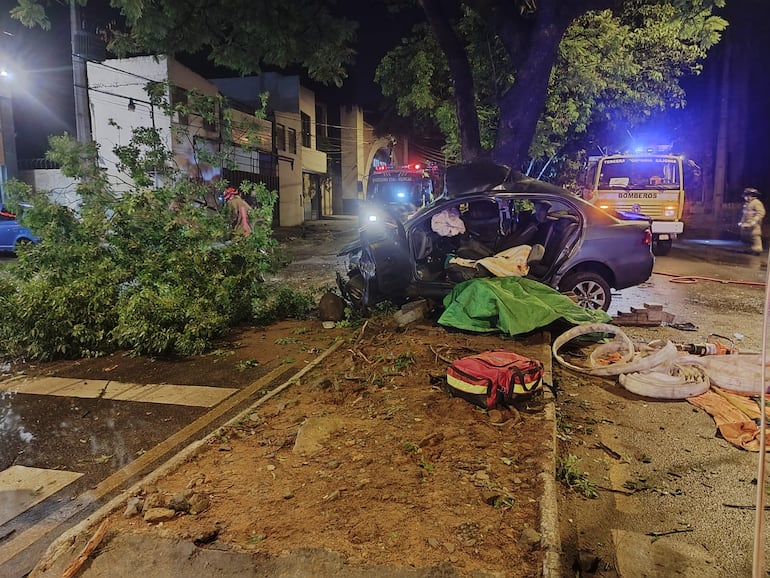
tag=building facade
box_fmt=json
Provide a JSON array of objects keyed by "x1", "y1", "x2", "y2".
[
  {"x1": 86, "y1": 56, "x2": 275, "y2": 212},
  {"x1": 211, "y1": 74, "x2": 335, "y2": 225}
]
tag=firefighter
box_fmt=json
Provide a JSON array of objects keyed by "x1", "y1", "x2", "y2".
[
  {"x1": 739, "y1": 187, "x2": 765, "y2": 255},
  {"x1": 224, "y1": 187, "x2": 252, "y2": 237}
]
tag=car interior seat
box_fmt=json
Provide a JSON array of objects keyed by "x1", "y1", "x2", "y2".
[
  {"x1": 462, "y1": 201, "x2": 500, "y2": 248},
  {"x1": 497, "y1": 219, "x2": 539, "y2": 250},
  {"x1": 528, "y1": 215, "x2": 580, "y2": 278}
]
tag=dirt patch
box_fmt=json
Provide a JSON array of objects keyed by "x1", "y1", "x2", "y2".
[{"x1": 31, "y1": 318, "x2": 554, "y2": 578}]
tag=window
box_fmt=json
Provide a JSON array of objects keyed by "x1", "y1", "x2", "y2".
[
  {"x1": 301, "y1": 112, "x2": 311, "y2": 148},
  {"x1": 288, "y1": 128, "x2": 297, "y2": 154},
  {"x1": 203, "y1": 108, "x2": 217, "y2": 133},
  {"x1": 315, "y1": 103, "x2": 328, "y2": 150},
  {"x1": 275, "y1": 123, "x2": 286, "y2": 151},
  {"x1": 258, "y1": 151, "x2": 277, "y2": 176},
  {"x1": 171, "y1": 86, "x2": 189, "y2": 126}
]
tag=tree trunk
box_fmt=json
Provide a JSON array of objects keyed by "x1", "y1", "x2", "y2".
[
  {"x1": 420, "y1": 0, "x2": 485, "y2": 161},
  {"x1": 492, "y1": 2, "x2": 576, "y2": 168}
]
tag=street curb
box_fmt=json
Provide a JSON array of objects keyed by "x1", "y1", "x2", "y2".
[
  {"x1": 31, "y1": 339, "x2": 345, "y2": 577},
  {"x1": 540, "y1": 332, "x2": 561, "y2": 577}
]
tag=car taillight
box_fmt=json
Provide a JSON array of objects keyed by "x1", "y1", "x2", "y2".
[{"x1": 643, "y1": 228, "x2": 652, "y2": 246}]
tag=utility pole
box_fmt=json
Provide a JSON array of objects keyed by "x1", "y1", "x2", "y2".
[
  {"x1": 712, "y1": 41, "x2": 730, "y2": 228},
  {"x1": 70, "y1": 1, "x2": 91, "y2": 143}
]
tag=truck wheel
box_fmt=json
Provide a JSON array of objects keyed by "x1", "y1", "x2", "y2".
[
  {"x1": 653, "y1": 238, "x2": 672, "y2": 256},
  {"x1": 560, "y1": 272, "x2": 612, "y2": 311}
]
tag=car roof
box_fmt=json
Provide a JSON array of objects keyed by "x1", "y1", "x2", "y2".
[{"x1": 440, "y1": 161, "x2": 575, "y2": 199}]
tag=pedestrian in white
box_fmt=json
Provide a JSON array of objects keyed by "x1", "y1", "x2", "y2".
[{"x1": 739, "y1": 187, "x2": 765, "y2": 255}]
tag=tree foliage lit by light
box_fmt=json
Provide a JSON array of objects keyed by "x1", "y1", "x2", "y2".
[{"x1": 378, "y1": 1, "x2": 726, "y2": 177}]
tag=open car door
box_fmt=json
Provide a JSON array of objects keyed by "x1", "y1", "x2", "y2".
[{"x1": 357, "y1": 202, "x2": 412, "y2": 306}]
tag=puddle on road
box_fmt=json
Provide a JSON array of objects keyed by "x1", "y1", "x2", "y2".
[{"x1": 0, "y1": 391, "x2": 35, "y2": 469}]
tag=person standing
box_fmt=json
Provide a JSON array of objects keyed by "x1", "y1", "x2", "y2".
[
  {"x1": 224, "y1": 187, "x2": 252, "y2": 238},
  {"x1": 739, "y1": 187, "x2": 765, "y2": 255}
]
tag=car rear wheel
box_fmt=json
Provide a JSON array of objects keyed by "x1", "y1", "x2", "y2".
[{"x1": 560, "y1": 271, "x2": 611, "y2": 311}]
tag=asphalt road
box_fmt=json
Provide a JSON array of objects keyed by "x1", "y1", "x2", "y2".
[{"x1": 559, "y1": 233, "x2": 770, "y2": 577}]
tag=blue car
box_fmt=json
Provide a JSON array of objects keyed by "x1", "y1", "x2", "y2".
[{"x1": 0, "y1": 208, "x2": 39, "y2": 253}]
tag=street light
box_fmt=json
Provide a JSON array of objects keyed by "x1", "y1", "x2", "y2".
[{"x1": 127, "y1": 97, "x2": 156, "y2": 132}]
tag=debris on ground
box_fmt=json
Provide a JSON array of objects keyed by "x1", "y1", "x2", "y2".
[
  {"x1": 612, "y1": 302, "x2": 675, "y2": 326},
  {"x1": 393, "y1": 298, "x2": 430, "y2": 327}
]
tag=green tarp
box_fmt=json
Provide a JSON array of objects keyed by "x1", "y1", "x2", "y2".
[{"x1": 438, "y1": 277, "x2": 611, "y2": 335}]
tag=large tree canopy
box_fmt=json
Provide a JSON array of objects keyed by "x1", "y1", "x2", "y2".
[
  {"x1": 398, "y1": 0, "x2": 726, "y2": 167},
  {"x1": 11, "y1": 0, "x2": 726, "y2": 170},
  {"x1": 11, "y1": 0, "x2": 358, "y2": 87}
]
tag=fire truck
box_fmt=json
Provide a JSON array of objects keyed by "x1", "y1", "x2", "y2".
[
  {"x1": 366, "y1": 163, "x2": 443, "y2": 214},
  {"x1": 578, "y1": 146, "x2": 698, "y2": 256}
]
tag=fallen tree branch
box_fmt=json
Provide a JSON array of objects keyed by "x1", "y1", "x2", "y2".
[
  {"x1": 348, "y1": 348, "x2": 372, "y2": 364},
  {"x1": 353, "y1": 319, "x2": 369, "y2": 347},
  {"x1": 429, "y1": 344, "x2": 455, "y2": 364},
  {"x1": 61, "y1": 519, "x2": 109, "y2": 578},
  {"x1": 595, "y1": 441, "x2": 621, "y2": 460},
  {"x1": 724, "y1": 503, "x2": 770, "y2": 511}
]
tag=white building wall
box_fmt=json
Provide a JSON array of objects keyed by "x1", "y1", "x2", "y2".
[
  {"x1": 18, "y1": 169, "x2": 80, "y2": 210},
  {"x1": 340, "y1": 106, "x2": 364, "y2": 214},
  {"x1": 86, "y1": 56, "x2": 173, "y2": 193}
]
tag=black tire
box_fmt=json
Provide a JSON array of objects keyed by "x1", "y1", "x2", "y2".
[
  {"x1": 652, "y1": 238, "x2": 672, "y2": 256},
  {"x1": 560, "y1": 271, "x2": 612, "y2": 311}
]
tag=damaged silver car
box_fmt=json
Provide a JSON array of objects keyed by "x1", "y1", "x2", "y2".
[{"x1": 337, "y1": 162, "x2": 654, "y2": 311}]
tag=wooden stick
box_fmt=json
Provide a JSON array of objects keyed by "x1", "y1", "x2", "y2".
[
  {"x1": 61, "y1": 519, "x2": 109, "y2": 578},
  {"x1": 353, "y1": 319, "x2": 369, "y2": 347},
  {"x1": 595, "y1": 441, "x2": 621, "y2": 460},
  {"x1": 646, "y1": 527, "x2": 693, "y2": 537},
  {"x1": 428, "y1": 344, "x2": 454, "y2": 364},
  {"x1": 725, "y1": 503, "x2": 770, "y2": 511}
]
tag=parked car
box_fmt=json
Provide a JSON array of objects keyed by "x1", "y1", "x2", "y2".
[
  {"x1": 337, "y1": 162, "x2": 654, "y2": 311},
  {"x1": 0, "y1": 208, "x2": 39, "y2": 253}
]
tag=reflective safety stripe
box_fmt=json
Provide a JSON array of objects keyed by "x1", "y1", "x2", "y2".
[{"x1": 446, "y1": 373, "x2": 488, "y2": 395}]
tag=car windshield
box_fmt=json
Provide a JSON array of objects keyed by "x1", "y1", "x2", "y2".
[{"x1": 599, "y1": 158, "x2": 680, "y2": 189}]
